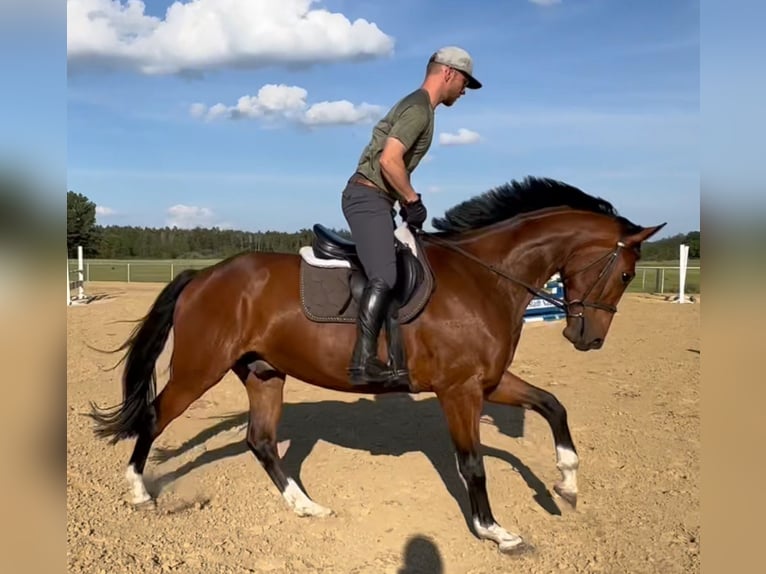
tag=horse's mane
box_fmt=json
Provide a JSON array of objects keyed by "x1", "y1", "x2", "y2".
[{"x1": 430, "y1": 176, "x2": 642, "y2": 235}]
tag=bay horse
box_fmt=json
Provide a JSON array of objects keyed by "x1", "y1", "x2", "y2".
[{"x1": 89, "y1": 176, "x2": 665, "y2": 555}]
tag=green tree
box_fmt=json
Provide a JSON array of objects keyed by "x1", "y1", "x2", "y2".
[
  {"x1": 67, "y1": 190, "x2": 100, "y2": 257},
  {"x1": 686, "y1": 231, "x2": 700, "y2": 258},
  {"x1": 642, "y1": 230, "x2": 701, "y2": 261}
]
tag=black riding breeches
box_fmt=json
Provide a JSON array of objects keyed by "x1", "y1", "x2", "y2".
[{"x1": 341, "y1": 181, "x2": 398, "y2": 289}]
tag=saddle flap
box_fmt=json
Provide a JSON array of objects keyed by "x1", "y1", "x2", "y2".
[{"x1": 394, "y1": 241, "x2": 423, "y2": 305}]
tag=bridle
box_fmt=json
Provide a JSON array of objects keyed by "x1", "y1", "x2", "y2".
[
  {"x1": 560, "y1": 242, "x2": 625, "y2": 318},
  {"x1": 419, "y1": 233, "x2": 626, "y2": 320}
]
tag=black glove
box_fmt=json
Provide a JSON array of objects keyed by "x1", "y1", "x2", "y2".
[{"x1": 400, "y1": 195, "x2": 427, "y2": 230}]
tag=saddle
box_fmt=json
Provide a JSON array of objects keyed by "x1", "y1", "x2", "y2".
[{"x1": 298, "y1": 223, "x2": 435, "y2": 324}]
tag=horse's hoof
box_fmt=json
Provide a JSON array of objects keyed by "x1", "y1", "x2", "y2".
[
  {"x1": 132, "y1": 497, "x2": 156, "y2": 511},
  {"x1": 294, "y1": 503, "x2": 334, "y2": 518},
  {"x1": 309, "y1": 505, "x2": 334, "y2": 518},
  {"x1": 499, "y1": 540, "x2": 535, "y2": 556},
  {"x1": 553, "y1": 483, "x2": 578, "y2": 509}
]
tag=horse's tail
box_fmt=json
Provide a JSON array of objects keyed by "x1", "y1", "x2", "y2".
[{"x1": 88, "y1": 269, "x2": 200, "y2": 444}]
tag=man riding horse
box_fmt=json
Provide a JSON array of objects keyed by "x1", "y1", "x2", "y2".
[{"x1": 340, "y1": 46, "x2": 482, "y2": 387}]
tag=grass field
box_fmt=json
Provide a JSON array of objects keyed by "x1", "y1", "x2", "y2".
[{"x1": 69, "y1": 257, "x2": 700, "y2": 294}]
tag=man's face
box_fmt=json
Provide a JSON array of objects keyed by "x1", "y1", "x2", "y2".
[{"x1": 443, "y1": 67, "x2": 468, "y2": 106}]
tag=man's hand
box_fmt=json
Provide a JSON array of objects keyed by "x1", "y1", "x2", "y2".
[{"x1": 400, "y1": 195, "x2": 427, "y2": 230}]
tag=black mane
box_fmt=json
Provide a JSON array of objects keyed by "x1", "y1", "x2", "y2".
[{"x1": 431, "y1": 176, "x2": 640, "y2": 235}]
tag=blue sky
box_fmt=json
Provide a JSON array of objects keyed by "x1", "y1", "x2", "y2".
[{"x1": 66, "y1": 0, "x2": 699, "y2": 236}]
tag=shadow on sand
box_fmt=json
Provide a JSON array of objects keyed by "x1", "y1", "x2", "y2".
[
  {"x1": 398, "y1": 535, "x2": 443, "y2": 574},
  {"x1": 151, "y1": 393, "x2": 561, "y2": 529}
]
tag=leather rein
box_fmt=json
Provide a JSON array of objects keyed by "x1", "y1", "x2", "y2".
[{"x1": 419, "y1": 232, "x2": 626, "y2": 319}]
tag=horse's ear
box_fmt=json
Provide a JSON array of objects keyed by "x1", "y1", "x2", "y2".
[{"x1": 624, "y1": 222, "x2": 667, "y2": 246}]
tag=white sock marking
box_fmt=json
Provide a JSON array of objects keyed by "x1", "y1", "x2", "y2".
[
  {"x1": 473, "y1": 518, "x2": 524, "y2": 552},
  {"x1": 125, "y1": 464, "x2": 151, "y2": 504},
  {"x1": 555, "y1": 446, "x2": 579, "y2": 494},
  {"x1": 282, "y1": 478, "x2": 332, "y2": 517},
  {"x1": 457, "y1": 455, "x2": 524, "y2": 552}
]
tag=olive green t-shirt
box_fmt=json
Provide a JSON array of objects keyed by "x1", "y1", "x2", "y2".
[{"x1": 355, "y1": 88, "x2": 434, "y2": 200}]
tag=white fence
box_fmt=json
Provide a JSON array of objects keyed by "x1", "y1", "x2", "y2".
[
  {"x1": 633, "y1": 266, "x2": 701, "y2": 294},
  {"x1": 67, "y1": 246, "x2": 87, "y2": 305},
  {"x1": 69, "y1": 260, "x2": 700, "y2": 295}
]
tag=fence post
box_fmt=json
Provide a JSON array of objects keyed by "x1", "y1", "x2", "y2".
[
  {"x1": 77, "y1": 246, "x2": 85, "y2": 299},
  {"x1": 170, "y1": 263, "x2": 174, "y2": 281},
  {"x1": 127, "y1": 263, "x2": 131, "y2": 283},
  {"x1": 641, "y1": 268, "x2": 646, "y2": 291}
]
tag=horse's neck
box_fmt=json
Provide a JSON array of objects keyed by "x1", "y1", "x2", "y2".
[{"x1": 459, "y1": 212, "x2": 581, "y2": 291}]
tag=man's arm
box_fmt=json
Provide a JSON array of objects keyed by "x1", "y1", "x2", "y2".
[
  {"x1": 379, "y1": 137, "x2": 420, "y2": 204},
  {"x1": 379, "y1": 104, "x2": 429, "y2": 204}
]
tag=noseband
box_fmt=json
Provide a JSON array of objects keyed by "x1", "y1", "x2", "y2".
[{"x1": 420, "y1": 233, "x2": 626, "y2": 319}]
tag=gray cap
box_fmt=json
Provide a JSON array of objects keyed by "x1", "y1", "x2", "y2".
[{"x1": 429, "y1": 46, "x2": 482, "y2": 89}]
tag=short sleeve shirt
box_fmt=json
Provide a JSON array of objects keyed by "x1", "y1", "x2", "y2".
[{"x1": 355, "y1": 89, "x2": 434, "y2": 200}]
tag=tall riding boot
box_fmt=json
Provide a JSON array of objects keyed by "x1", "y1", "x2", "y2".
[
  {"x1": 383, "y1": 303, "x2": 412, "y2": 389},
  {"x1": 348, "y1": 277, "x2": 396, "y2": 385}
]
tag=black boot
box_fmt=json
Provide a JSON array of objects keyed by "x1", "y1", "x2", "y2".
[
  {"x1": 348, "y1": 277, "x2": 397, "y2": 385},
  {"x1": 383, "y1": 303, "x2": 412, "y2": 389}
]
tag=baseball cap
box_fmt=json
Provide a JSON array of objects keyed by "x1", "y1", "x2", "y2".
[{"x1": 429, "y1": 46, "x2": 482, "y2": 89}]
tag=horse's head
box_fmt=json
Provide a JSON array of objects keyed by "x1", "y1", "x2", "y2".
[
  {"x1": 428, "y1": 176, "x2": 670, "y2": 352},
  {"x1": 559, "y1": 222, "x2": 666, "y2": 351}
]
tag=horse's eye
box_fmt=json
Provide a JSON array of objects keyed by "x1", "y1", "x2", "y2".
[{"x1": 621, "y1": 272, "x2": 633, "y2": 283}]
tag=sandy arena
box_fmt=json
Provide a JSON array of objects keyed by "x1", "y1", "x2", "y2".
[{"x1": 67, "y1": 281, "x2": 700, "y2": 573}]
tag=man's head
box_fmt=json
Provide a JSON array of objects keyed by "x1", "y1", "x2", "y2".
[{"x1": 426, "y1": 46, "x2": 482, "y2": 106}]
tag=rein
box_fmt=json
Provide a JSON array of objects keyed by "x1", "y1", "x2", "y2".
[{"x1": 418, "y1": 232, "x2": 625, "y2": 318}]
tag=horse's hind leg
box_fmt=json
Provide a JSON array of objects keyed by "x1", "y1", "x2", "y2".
[
  {"x1": 232, "y1": 360, "x2": 333, "y2": 518},
  {"x1": 126, "y1": 360, "x2": 230, "y2": 505},
  {"x1": 485, "y1": 371, "x2": 579, "y2": 508},
  {"x1": 438, "y1": 381, "x2": 528, "y2": 554}
]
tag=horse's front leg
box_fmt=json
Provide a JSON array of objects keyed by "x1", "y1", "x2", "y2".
[
  {"x1": 437, "y1": 381, "x2": 530, "y2": 555},
  {"x1": 485, "y1": 371, "x2": 579, "y2": 508}
]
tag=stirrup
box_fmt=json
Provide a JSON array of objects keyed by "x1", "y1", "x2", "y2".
[
  {"x1": 382, "y1": 368, "x2": 411, "y2": 390},
  {"x1": 347, "y1": 363, "x2": 394, "y2": 385},
  {"x1": 348, "y1": 367, "x2": 411, "y2": 388}
]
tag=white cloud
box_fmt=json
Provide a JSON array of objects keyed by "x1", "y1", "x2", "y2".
[
  {"x1": 95, "y1": 205, "x2": 116, "y2": 216},
  {"x1": 189, "y1": 103, "x2": 207, "y2": 119},
  {"x1": 438, "y1": 128, "x2": 481, "y2": 146},
  {"x1": 529, "y1": 0, "x2": 561, "y2": 6},
  {"x1": 67, "y1": 0, "x2": 394, "y2": 75},
  {"x1": 166, "y1": 204, "x2": 216, "y2": 228},
  {"x1": 303, "y1": 100, "x2": 382, "y2": 126},
  {"x1": 191, "y1": 84, "x2": 383, "y2": 127}
]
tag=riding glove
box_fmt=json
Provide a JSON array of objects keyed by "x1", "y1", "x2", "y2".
[{"x1": 400, "y1": 195, "x2": 427, "y2": 230}]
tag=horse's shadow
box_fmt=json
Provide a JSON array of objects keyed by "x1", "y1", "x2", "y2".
[{"x1": 151, "y1": 394, "x2": 561, "y2": 531}]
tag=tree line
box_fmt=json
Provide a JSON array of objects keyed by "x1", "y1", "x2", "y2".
[
  {"x1": 640, "y1": 230, "x2": 699, "y2": 261},
  {"x1": 68, "y1": 190, "x2": 699, "y2": 261},
  {"x1": 67, "y1": 190, "x2": 349, "y2": 259}
]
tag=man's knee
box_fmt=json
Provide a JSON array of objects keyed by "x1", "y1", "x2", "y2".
[
  {"x1": 367, "y1": 246, "x2": 397, "y2": 291},
  {"x1": 379, "y1": 267, "x2": 397, "y2": 291}
]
